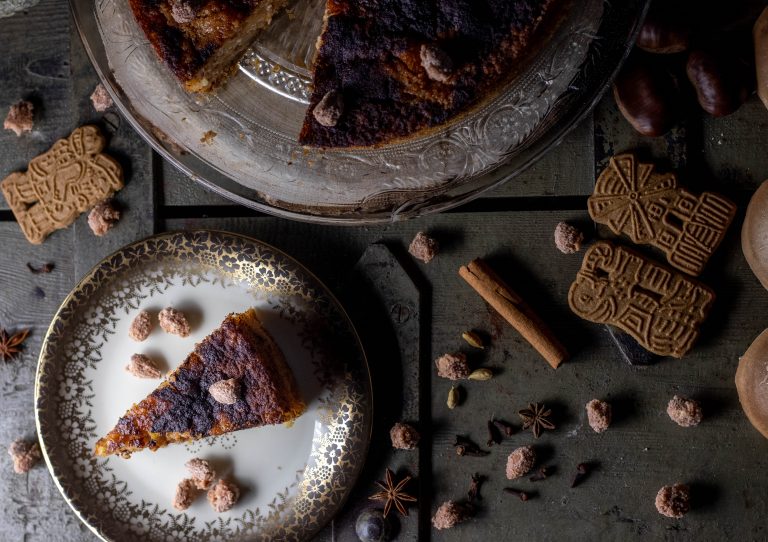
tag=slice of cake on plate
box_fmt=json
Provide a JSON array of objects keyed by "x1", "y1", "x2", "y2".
[{"x1": 94, "y1": 308, "x2": 305, "y2": 457}]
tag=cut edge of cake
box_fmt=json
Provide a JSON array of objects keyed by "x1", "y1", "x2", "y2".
[{"x1": 94, "y1": 308, "x2": 305, "y2": 458}]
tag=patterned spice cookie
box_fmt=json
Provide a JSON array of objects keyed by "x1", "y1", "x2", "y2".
[
  {"x1": 588, "y1": 153, "x2": 736, "y2": 276},
  {"x1": 0, "y1": 125, "x2": 123, "y2": 244},
  {"x1": 568, "y1": 241, "x2": 715, "y2": 358}
]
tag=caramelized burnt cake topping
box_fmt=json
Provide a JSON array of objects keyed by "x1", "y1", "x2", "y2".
[
  {"x1": 94, "y1": 308, "x2": 305, "y2": 457},
  {"x1": 299, "y1": 0, "x2": 559, "y2": 147}
]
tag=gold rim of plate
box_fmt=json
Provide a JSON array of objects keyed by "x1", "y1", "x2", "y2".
[{"x1": 33, "y1": 230, "x2": 373, "y2": 542}]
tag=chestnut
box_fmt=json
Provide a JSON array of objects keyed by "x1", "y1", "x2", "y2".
[
  {"x1": 686, "y1": 49, "x2": 751, "y2": 117},
  {"x1": 636, "y1": 7, "x2": 690, "y2": 54},
  {"x1": 613, "y1": 52, "x2": 681, "y2": 137}
]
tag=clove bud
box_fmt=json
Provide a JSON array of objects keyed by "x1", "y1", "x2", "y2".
[
  {"x1": 503, "y1": 488, "x2": 529, "y2": 501},
  {"x1": 570, "y1": 463, "x2": 591, "y2": 488}
]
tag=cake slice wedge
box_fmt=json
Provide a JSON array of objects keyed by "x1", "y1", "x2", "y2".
[
  {"x1": 95, "y1": 308, "x2": 305, "y2": 457},
  {"x1": 128, "y1": 0, "x2": 290, "y2": 92}
]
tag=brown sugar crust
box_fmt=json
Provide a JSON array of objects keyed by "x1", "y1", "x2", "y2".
[
  {"x1": 94, "y1": 308, "x2": 305, "y2": 457},
  {"x1": 299, "y1": 0, "x2": 559, "y2": 148},
  {"x1": 129, "y1": 0, "x2": 288, "y2": 91}
]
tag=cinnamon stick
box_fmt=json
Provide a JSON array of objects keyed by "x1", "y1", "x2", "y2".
[{"x1": 459, "y1": 258, "x2": 568, "y2": 369}]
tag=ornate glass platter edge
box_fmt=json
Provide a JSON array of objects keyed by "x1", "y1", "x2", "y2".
[
  {"x1": 70, "y1": 0, "x2": 650, "y2": 223},
  {"x1": 34, "y1": 230, "x2": 372, "y2": 541}
]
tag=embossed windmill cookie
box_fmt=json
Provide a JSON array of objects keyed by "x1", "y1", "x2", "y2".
[
  {"x1": 568, "y1": 241, "x2": 715, "y2": 358},
  {"x1": 588, "y1": 153, "x2": 736, "y2": 276},
  {"x1": 0, "y1": 125, "x2": 123, "y2": 244}
]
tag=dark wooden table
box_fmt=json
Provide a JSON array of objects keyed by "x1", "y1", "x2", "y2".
[{"x1": 2, "y1": 1, "x2": 768, "y2": 540}]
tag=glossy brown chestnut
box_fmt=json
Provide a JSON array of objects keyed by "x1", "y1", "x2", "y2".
[
  {"x1": 636, "y1": 9, "x2": 690, "y2": 54},
  {"x1": 613, "y1": 52, "x2": 680, "y2": 137},
  {"x1": 686, "y1": 49, "x2": 751, "y2": 117}
]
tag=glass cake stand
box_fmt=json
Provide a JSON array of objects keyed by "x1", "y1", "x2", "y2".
[{"x1": 71, "y1": 0, "x2": 650, "y2": 223}]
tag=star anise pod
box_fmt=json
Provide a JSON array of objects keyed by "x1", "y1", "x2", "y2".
[
  {"x1": 518, "y1": 402, "x2": 555, "y2": 438},
  {"x1": 0, "y1": 328, "x2": 30, "y2": 362},
  {"x1": 369, "y1": 468, "x2": 417, "y2": 517}
]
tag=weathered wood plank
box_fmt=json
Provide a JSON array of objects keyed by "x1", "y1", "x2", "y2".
[
  {"x1": 0, "y1": 0, "x2": 73, "y2": 211},
  {"x1": 68, "y1": 20, "x2": 157, "y2": 277},
  {"x1": 165, "y1": 208, "x2": 765, "y2": 541},
  {"x1": 0, "y1": 224, "x2": 92, "y2": 542}
]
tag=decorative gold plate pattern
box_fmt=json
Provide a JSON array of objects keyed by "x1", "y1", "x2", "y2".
[{"x1": 34, "y1": 231, "x2": 372, "y2": 541}]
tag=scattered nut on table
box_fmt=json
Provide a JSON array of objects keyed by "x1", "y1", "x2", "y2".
[
  {"x1": 207, "y1": 478, "x2": 240, "y2": 513},
  {"x1": 506, "y1": 445, "x2": 536, "y2": 479},
  {"x1": 7, "y1": 438, "x2": 41, "y2": 474},
  {"x1": 390, "y1": 422, "x2": 420, "y2": 450},
  {"x1": 128, "y1": 310, "x2": 154, "y2": 342},
  {"x1": 667, "y1": 395, "x2": 702, "y2": 427},
  {"x1": 435, "y1": 352, "x2": 469, "y2": 380},
  {"x1": 90, "y1": 83, "x2": 114, "y2": 112},
  {"x1": 554, "y1": 222, "x2": 585, "y2": 254},
  {"x1": 585, "y1": 399, "x2": 612, "y2": 433},
  {"x1": 655, "y1": 483, "x2": 690, "y2": 518},
  {"x1": 88, "y1": 200, "x2": 121, "y2": 236},
  {"x1": 3, "y1": 100, "x2": 34, "y2": 136},
  {"x1": 432, "y1": 501, "x2": 471, "y2": 530},
  {"x1": 408, "y1": 231, "x2": 439, "y2": 263},
  {"x1": 125, "y1": 354, "x2": 162, "y2": 379},
  {"x1": 158, "y1": 307, "x2": 190, "y2": 337}
]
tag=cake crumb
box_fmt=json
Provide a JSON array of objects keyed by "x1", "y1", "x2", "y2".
[
  {"x1": 3, "y1": 100, "x2": 34, "y2": 136},
  {"x1": 209, "y1": 378, "x2": 240, "y2": 405},
  {"x1": 408, "y1": 231, "x2": 439, "y2": 263},
  {"x1": 173, "y1": 478, "x2": 199, "y2": 511},
  {"x1": 667, "y1": 395, "x2": 702, "y2": 427},
  {"x1": 207, "y1": 479, "x2": 240, "y2": 513},
  {"x1": 128, "y1": 310, "x2": 153, "y2": 342},
  {"x1": 186, "y1": 458, "x2": 216, "y2": 489},
  {"x1": 435, "y1": 352, "x2": 469, "y2": 380},
  {"x1": 586, "y1": 399, "x2": 612, "y2": 433},
  {"x1": 655, "y1": 483, "x2": 690, "y2": 518},
  {"x1": 7, "y1": 439, "x2": 41, "y2": 474},
  {"x1": 90, "y1": 84, "x2": 114, "y2": 112},
  {"x1": 390, "y1": 422, "x2": 420, "y2": 450},
  {"x1": 200, "y1": 130, "x2": 217, "y2": 144},
  {"x1": 88, "y1": 200, "x2": 120, "y2": 236},
  {"x1": 432, "y1": 501, "x2": 471, "y2": 530},
  {"x1": 313, "y1": 90, "x2": 344, "y2": 128},
  {"x1": 125, "y1": 354, "x2": 162, "y2": 379},
  {"x1": 158, "y1": 307, "x2": 190, "y2": 337},
  {"x1": 506, "y1": 445, "x2": 536, "y2": 479},
  {"x1": 554, "y1": 222, "x2": 584, "y2": 254}
]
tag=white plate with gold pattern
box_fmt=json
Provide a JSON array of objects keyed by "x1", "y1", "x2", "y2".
[{"x1": 34, "y1": 231, "x2": 372, "y2": 541}]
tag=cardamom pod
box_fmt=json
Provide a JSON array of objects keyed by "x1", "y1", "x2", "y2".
[
  {"x1": 461, "y1": 331, "x2": 485, "y2": 349},
  {"x1": 447, "y1": 386, "x2": 460, "y2": 409},
  {"x1": 468, "y1": 368, "x2": 493, "y2": 381}
]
